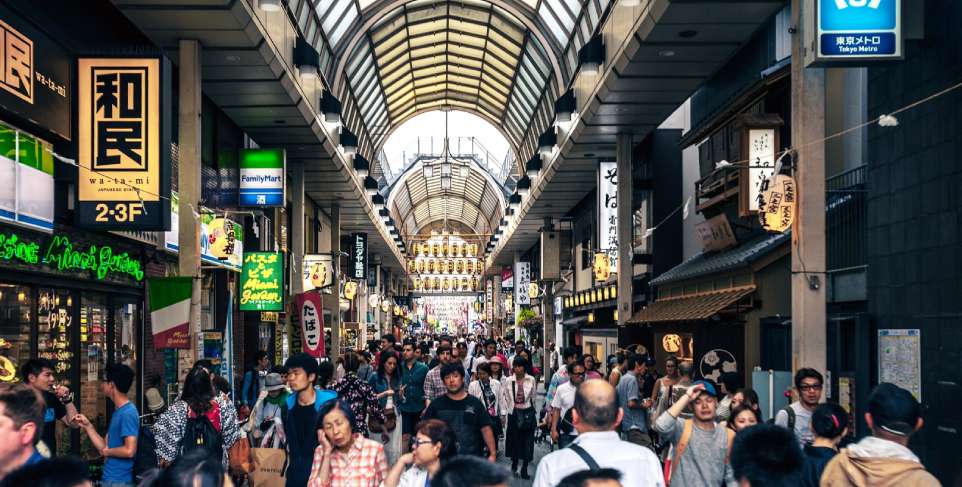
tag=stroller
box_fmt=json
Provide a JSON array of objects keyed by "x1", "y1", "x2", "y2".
[{"x1": 534, "y1": 406, "x2": 552, "y2": 448}]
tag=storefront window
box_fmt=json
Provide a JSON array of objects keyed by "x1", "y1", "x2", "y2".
[
  {"x1": 113, "y1": 303, "x2": 139, "y2": 403},
  {"x1": 36, "y1": 288, "x2": 74, "y2": 454},
  {"x1": 0, "y1": 284, "x2": 32, "y2": 382},
  {"x1": 79, "y1": 295, "x2": 108, "y2": 460}
]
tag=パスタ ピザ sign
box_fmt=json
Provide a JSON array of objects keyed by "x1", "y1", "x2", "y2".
[
  {"x1": 77, "y1": 57, "x2": 170, "y2": 230},
  {"x1": 240, "y1": 252, "x2": 284, "y2": 311}
]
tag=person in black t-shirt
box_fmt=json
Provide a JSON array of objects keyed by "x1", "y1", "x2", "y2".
[
  {"x1": 280, "y1": 354, "x2": 337, "y2": 487},
  {"x1": 19, "y1": 359, "x2": 78, "y2": 457},
  {"x1": 423, "y1": 363, "x2": 496, "y2": 462}
]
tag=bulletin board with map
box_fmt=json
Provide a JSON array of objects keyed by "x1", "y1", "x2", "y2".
[{"x1": 878, "y1": 329, "x2": 921, "y2": 401}]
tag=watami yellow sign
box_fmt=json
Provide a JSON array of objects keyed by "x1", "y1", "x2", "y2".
[{"x1": 78, "y1": 58, "x2": 169, "y2": 230}]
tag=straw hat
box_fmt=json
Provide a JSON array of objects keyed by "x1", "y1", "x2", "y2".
[{"x1": 145, "y1": 387, "x2": 165, "y2": 412}]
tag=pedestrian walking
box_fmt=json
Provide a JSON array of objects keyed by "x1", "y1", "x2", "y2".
[
  {"x1": 19, "y1": 358, "x2": 79, "y2": 457},
  {"x1": 615, "y1": 354, "x2": 653, "y2": 448},
  {"x1": 468, "y1": 362, "x2": 506, "y2": 440},
  {"x1": 820, "y1": 383, "x2": 938, "y2": 487},
  {"x1": 331, "y1": 351, "x2": 386, "y2": 434},
  {"x1": 383, "y1": 419, "x2": 457, "y2": 487},
  {"x1": 423, "y1": 344, "x2": 454, "y2": 403},
  {"x1": 653, "y1": 381, "x2": 736, "y2": 487},
  {"x1": 533, "y1": 380, "x2": 664, "y2": 487},
  {"x1": 545, "y1": 347, "x2": 578, "y2": 413},
  {"x1": 607, "y1": 353, "x2": 626, "y2": 387},
  {"x1": 726, "y1": 404, "x2": 761, "y2": 433},
  {"x1": 398, "y1": 340, "x2": 428, "y2": 453},
  {"x1": 730, "y1": 423, "x2": 804, "y2": 486},
  {"x1": 244, "y1": 372, "x2": 288, "y2": 446},
  {"x1": 369, "y1": 349, "x2": 403, "y2": 465},
  {"x1": 0, "y1": 383, "x2": 45, "y2": 481},
  {"x1": 503, "y1": 357, "x2": 537, "y2": 478},
  {"x1": 242, "y1": 351, "x2": 271, "y2": 409},
  {"x1": 432, "y1": 456, "x2": 511, "y2": 487},
  {"x1": 280, "y1": 353, "x2": 338, "y2": 487},
  {"x1": 800, "y1": 403, "x2": 848, "y2": 487},
  {"x1": 582, "y1": 355, "x2": 602, "y2": 380},
  {"x1": 75, "y1": 363, "x2": 139, "y2": 487},
  {"x1": 422, "y1": 363, "x2": 497, "y2": 461},
  {"x1": 715, "y1": 372, "x2": 739, "y2": 422},
  {"x1": 153, "y1": 367, "x2": 240, "y2": 470},
  {"x1": 775, "y1": 368, "x2": 823, "y2": 448},
  {"x1": 307, "y1": 400, "x2": 388, "y2": 487},
  {"x1": 549, "y1": 361, "x2": 586, "y2": 448}
]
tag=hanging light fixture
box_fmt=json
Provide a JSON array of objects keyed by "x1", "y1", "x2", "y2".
[
  {"x1": 516, "y1": 175, "x2": 532, "y2": 196},
  {"x1": 508, "y1": 193, "x2": 521, "y2": 210},
  {"x1": 526, "y1": 156, "x2": 542, "y2": 179},
  {"x1": 293, "y1": 37, "x2": 320, "y2": 82},
  {"x1": 538, "y1": 128, "x2": 557, "y2": 156},
  {"x1": 363, "y1": 176, "x2": 379, "y2": 196},
  {"x1": 441, "y1": 175, "x2": 452, "y2": 190},
  {"x1": 371, "y1": 193, "x2": 385, "y2": 210},
  {"x1": 352, "y1": 153, "x2": 369, "y2": 177},
  {"x1": 554, "y1": 89, "x2": 576, "y2": 125},
  {"x1": 578, "y1": 34, "x2": 605, "y2": 75},
  {"x1": 321, "y1": 91, "x2": 342, "y2": 124},
  {"x1": 587, "y1": 312, "x2": 595, "y2": 324},
  {"x1": 339, "y1": 127, "x2": 357, "y2": 156},
  {"x1": 257, "y1": 0, "x2": 282, "y2": 11},
  {"x1": 378, "y1": 208, "x2": 391, "y2": 222}
]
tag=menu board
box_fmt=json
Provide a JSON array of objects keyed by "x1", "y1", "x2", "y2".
[
  {"x1": 878, "y1": 329, "x2": 921, "y2": 400},
  {"x1": 37, "y1": 290, "x2": 73, "y2": 379}
]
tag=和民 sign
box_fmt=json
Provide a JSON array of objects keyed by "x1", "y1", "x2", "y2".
[
  {"x1": 811, "y1": 0, "x2": 902, "y2": 65},
  {"x1": 350, "y1": 233, "x2": 368, "y2": 280},
  {"x1": 78, "y1": 57, "x2": 171, "y2": 230},
  {"x1": 239, "y1": 148, "x2": 285, "y2": 206},
  {"x1": 240, "y1": 252, "x2": 284, "y2": 311}
]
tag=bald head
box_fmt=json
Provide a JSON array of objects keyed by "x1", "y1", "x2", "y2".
[{"x1": 573, "y1": 379, "x2": 620, "y2": 431}]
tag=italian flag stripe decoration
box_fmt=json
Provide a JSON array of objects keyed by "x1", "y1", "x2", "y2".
[{"x1": 149, "y1": 277, "x2": 192, "y2": 349}]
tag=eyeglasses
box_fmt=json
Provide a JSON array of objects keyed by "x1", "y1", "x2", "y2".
[
  {"x1": 411, "y1": 438, "x2": 434, "y2": 448},
  {"x1": 798, "y1": 384, "x2": 823, "y2": 391}
]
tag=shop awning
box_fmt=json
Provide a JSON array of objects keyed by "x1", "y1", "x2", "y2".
[
  {"x1": 561, "y1": 315, "x2": 588, "y2": 328},
  {"x1": 627, "y1": 286, "x2": 756, "y2": 324}
]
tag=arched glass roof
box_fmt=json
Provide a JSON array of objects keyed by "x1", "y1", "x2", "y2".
[{"x1": 292, "y1": 0, "x2": 615, "y2": 176}]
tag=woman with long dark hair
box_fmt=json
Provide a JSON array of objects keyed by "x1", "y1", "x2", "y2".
[
  {"x1": 369, "y1": 350, "x2": 403, "y2": 464},
  {"x1": 154, "y1": 368, "x2": 240, "y2": 468},
  {"x1": 383, "y1": 419, "x2": 458, "y2": 487}
]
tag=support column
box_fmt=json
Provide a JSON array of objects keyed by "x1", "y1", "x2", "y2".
[
  {"x1": 540, "y1": 217, "x2": 558, "y2": 384},
  {"x1": 178, "y1": 40, "x2": 202, "y2": 361},
  {"x1": 290, "y1": 162, "x2": 305, "y2": 295},
  {"x1": 374, "y1": 263, "x2": 382, "y2": 338},
  {"x1": 791, "y1": 0, "x2": 827, "y2": 375},
  {"x1": 358, "y1": 284, "x2": 368, "y2": 349},
  {"x1": 330, "y1": 206, "x2": 341, "y2": 357},
  {"x1": 493, "y1": 274, "x2": 502, "y2": 338},
  {"x1": 616, "y1": 134, "x2": 634, "y2": 326},
  {"x1": 512, "y1": 252, "x2": 522, "y2": 341}
]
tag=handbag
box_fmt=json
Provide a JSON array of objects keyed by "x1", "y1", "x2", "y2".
[
  {"x1": 249, "y1": 447, "x2": 287, "y2": 487},
  {"x1": 228, "y1": 436, "x2": 252, "y2": 475}
]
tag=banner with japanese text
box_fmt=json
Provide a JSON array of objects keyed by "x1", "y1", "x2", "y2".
[{"x1": 295, "y1": 291, "x2": 325, "y2": 358}]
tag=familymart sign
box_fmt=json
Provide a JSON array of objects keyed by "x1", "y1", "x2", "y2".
[{"x1": 0, "y1": 231, "x2": 144, "y2": 281}]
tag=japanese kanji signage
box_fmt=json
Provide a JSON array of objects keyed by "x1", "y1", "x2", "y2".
[
  {"x1": 295, "y1": 291, "x2": 325, "y2": 357},
  {"x1": 812, "y1": 0, "x2": 902, "y2": 64},
  {"x1": 747, "y1": 129, "x2": 776, "y2": 212},
  {"x1": 0, "y1": 5, "x2": 71, "y2": 140},
  {"x1": 239, "y1": 148, "x2": 285, "y2": 206},
  {"x1": 78, "y1": 57, "x2": 170, "y2": 230},
  {"x1": 695, "y1": 214, "x2": 738, "y2": 252},
  {"x1": 350, "y1": 232, "x2": 368, "y2": 280},
  {"x1": 240, "y1": 252, "x2": 284, "y2": 311},
  {"x1": 758, "y1": 174, "x2": 797, "y2": 233},
  {"x1": 485, "y1": 278, "x2": 493, "y2": 321},
  {"x1": 597, "y1": 159, "x2": 618, "y2": 273},
  {"x1": 514, "y1": 261, "x2": 530, "y2": 306}
]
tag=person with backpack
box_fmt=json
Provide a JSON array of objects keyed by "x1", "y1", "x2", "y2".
[
  {"x1": 153, "y1": 367, "x2": 240, "y2": 469},
  {"x1": 775, "y1": 368, "x2": 823, "y2": 449},
  {"x1": 653, "y1": 381, "x2": 736, "y2": 487},
  {"x1": 74, "y1": 363, "x2": 139, "y2": 487},
  {"x1": 281, "y1": 353, "x2": 337, "y2": 487}
]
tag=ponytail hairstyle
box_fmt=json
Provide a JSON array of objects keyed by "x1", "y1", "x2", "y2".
[{"x1": 811, "y1": 402, "x2": 849, "y2": 439}]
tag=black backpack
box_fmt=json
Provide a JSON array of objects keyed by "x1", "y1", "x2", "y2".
[
  {"x1": 132, "y1": 424, "x2": 158, "y2": 481},
  {"x1": 181, "y1": 402, "x2": 224, "y2": 461}
]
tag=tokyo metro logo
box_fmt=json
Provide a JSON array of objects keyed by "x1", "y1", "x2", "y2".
[{"x1": 833, "y1": 0, "x2": 882, "y2": 9}]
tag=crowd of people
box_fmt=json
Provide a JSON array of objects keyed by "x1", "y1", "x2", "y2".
[{"x1": 0, "y1": 333, "x2": 939, "y2": 487}]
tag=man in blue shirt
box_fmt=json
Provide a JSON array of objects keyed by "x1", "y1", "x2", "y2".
[
  {"x1": 76, "y1": 364, "x2": 139, "y2": 487},
  {"x1": 398, "y1": 339, "x2": 428, "y2": 453},
  {"x1": 616, "y1": 354, "x2": 653, "y2": 448}
]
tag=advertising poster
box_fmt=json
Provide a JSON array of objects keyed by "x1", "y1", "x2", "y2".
[
  {"x1": 240, "y1": 252, "x2": 284, "y2": 311},
  {"x1": 878, "y1": 329, "x2": 921, "y2": 400}
]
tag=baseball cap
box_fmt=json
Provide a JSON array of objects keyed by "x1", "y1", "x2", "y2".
[
  {"x1": 868, "y1": 382, "x2": 921, "y2": 436},
  {"x1": 691, "y1": 380, "x2": 717, "y2": 398}
]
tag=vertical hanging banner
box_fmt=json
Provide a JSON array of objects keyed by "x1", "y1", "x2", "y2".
[
  {"x1": 597, "y1": 159, "x2": 618, "y2": 273},
  {"x1": 350, "y1": 233, "x2": 368, "y2": 280},
  {"x1": 240, "y1": 252, "x2": 284, "y2": 311},
  {"x1": 77, "y1": 57, "x2": 170, "y2": 230},
  {"x1": 148, "y1": 277, "x2": 191, "y2": 349},
  {"x1": 514, "y1": 261, "x2": 530, "y2": 306},
  {"x1": 485, "y1": 279, "x2": 493, "y2": 322},
  {"x1": 295, "y1": 291, "x2": 325, "y2": 357},
  {"x1": 239, "y1": 148, "x2": 285, "y2": 206}
]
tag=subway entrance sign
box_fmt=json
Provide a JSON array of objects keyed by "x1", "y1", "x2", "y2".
[{"x1": 810, "y1": 0, "x2": 902, "y2": 65}]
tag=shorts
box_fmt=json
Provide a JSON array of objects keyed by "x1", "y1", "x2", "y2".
[{"x1": 401, "y1": 411, "x2": 422, "y2": 435}]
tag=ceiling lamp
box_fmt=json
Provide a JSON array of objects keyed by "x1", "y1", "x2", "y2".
[
  {"x1": 371, "y1": 193, "x2": 385, "y2": 210},
  {"x1": 378, "y1": 208, "x2": 390, "y2": 222},
  {"x1": 321, "y1": 91, "x2": 342, "y2": 124},
  {"x1": 441, "y1": 161, "x2": 452, "y2": 176},
  {"x1": 516, "y1": 175, "x2": 532, "y2": 196},
  {"x1": 526, "y1": 156, "x2": 542, "y2": 179},
  {"x1": 363, "y1": 175, "x2": 379, "y2": 196},
  {"x1": 257, "y1": 0, "x2": 282, "y2": 12},
  {"x1": 459, "y1": 164, "x2": 471, "y2": 178},
  {"x1": 339, "y1": 128, "x2": 357, "y2": 156},
  {"x1": 578, "y1": 34, "x2": 605, "y2": 75},
  {"x1": 352, "y1": 153, "x2": 369, "y2": 177},
  {"x1": 538, "y1": 128, "x2": 557, "y2": 156},
  {"x1": 423, "y1": 164, "x2": 434, "y2": 178},
  {"x1": 441, "y1": 175, "x2": 451, "y2": 190},
  {"x1": 588, "y1": 311, "x2": 595, "y2": 324},
  {"x1": 508, "y1": 193, "x2": 521, "y2": 210},
  {"x1": 554, "y1": 89, "x2": 576, "y2": 124},
  {"x1": 505, "y1": 208, "x2": 515, "y2": 217},
  {"x1": 293, "y1": 37, "x2": 319, "y2": 82}
]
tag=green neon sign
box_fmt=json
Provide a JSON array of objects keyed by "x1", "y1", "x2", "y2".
[
  {"x1": 0, "y1": 232, "x2": 144, "y2": 281},
  {"x1": 240, "y1": 252, "x2": 284, "y2": 311}
]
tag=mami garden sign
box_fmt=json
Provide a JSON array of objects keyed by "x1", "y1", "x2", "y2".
[{"x1": 0, "y1": 231, "x2": 144, "y2": 282}]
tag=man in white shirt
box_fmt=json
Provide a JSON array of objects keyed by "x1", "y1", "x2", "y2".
[
  {"x1": 774, "y1": 368, "x2": 823, "y2": 448},
  {"x1": 550, "y1": 362, "x2": 586, "y2": 448},
  {"x1": 533, "y1": 380, "x2": 664, "y2": 487}
]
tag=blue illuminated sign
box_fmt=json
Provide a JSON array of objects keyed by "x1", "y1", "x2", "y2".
[{"x1": 817, "y1": 0, "x2": 901, "y2": 61}]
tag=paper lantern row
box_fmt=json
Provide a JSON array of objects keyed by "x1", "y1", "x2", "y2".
[
  {"x1": 408, "y1": 259, "x2": 482, "y2": 275},
  {"x1": 413, "y1": 276, "x2": 482, "y2": 292},
  {"x1": 414, "y1": 242, "x2": 479, "y2": 258}
]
